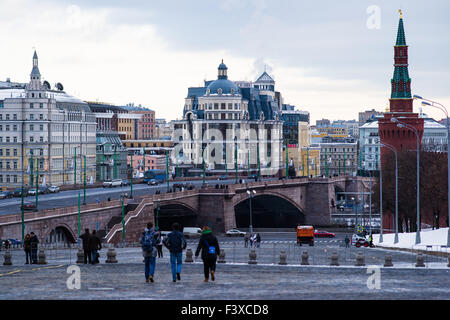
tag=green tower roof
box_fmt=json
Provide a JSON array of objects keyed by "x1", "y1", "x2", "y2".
[{"x1": 395, "y1": 13, "x2": 406, "y2": 46}]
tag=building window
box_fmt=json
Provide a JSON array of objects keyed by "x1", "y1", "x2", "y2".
[
  {"x1": 13, "y1": 149, "x2": 17, "y2": 156},
  {"x1": 13, "y1": 161, "x2": 17, "y2": 169},
  {"x1": 40, "y1": 124, "x2": 43, "y2": 131},
  {"x1": 13, "y1": 175, "x2": 17, "y2": 183},
  {"x1": 30, "y1": 124, "x2": 34, "y2": 131},
  {"x1": 40, "y1": 114, "x2": 43, "y2": 120},
  {"x1": 30, "y1": 136, "x2": 34, "y2": 142},
  {"x1": 30, "y1": 114, "x2": 34, "y2": 120},
  {"x1": 40, "y1": 136, "x2": 44, "y2": 142},
  {"x1": 30, "y1": 103, "x2": 34, "y2": 108},
  {"x1": 13, "y1": 125, "x2": 17, "y2": 131},
  {"x1": 6, "y1": 114, "x2": 9, "y2": 120},
  {"x1": 40, "y1": 103, "x2": 43, "y2": 108},
  {"x1": 13, "y1": 137, "x2": 17, "y2": 143}
]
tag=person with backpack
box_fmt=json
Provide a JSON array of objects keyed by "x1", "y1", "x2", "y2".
[
  {"x1": 195, "y1": 226, "x2": 220, "y2": 282},
  {"x1": 89, "y1": 230, "x2": 102, "y2": 264},
  {"x1": 163, "y1": 222, "x2": 186, "y2": 282},
  {"x1": 139, "y1": 222, "x2": 158, "y2": 283}
]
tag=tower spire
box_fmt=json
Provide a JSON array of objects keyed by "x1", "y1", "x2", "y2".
[{"x1": 389, "y1": 11, "x2": 412, "y2": 112}]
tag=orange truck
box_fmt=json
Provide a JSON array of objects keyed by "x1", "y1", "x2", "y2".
[{"x1": 296, "y1": 225, "x2": 314, "y2": 246}]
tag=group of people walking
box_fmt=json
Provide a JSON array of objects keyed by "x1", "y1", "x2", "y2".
[
  {"x1": 244, "y1": 232, "x2": 261, "y2": 248},
  {"x1": 139, "y1": 222, "x2": 220, "y2": 283},
  {"x1": 79, "y1": 229, "x2": 102, "y2": 264},
  {"x1": 23, "y1": 232, "x2": 39, "y2": 264}
]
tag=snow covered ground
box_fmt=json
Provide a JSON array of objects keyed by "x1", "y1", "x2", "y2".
[{"x1": 373, "y1": 227, "x2": 450, "y2": 253}]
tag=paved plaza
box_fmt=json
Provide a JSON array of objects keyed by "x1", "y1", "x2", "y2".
[{"x1": 1, "y1": 242, "x2": 449, "y2": 300}]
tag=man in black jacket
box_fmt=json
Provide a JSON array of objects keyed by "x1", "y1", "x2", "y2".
[
  {"x1": 195, "y1": 226, "x2": 220, "y2": 282},
  {"x1": 29, "y1": 232, "x2": 39, "y2": 264},
  {"x1": 79, "y1": 229, "x2": 91, "y2": 264},
  {"x1": 89, "y1": 230, "x2": 102, "y2": 264}
]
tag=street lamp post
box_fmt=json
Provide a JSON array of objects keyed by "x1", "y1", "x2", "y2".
[
  {"x1": 246, "y1": 190, "x2": 256, "y2": 233},
  {"x1": 83, "y1": 155, "x2": 87, "y2": 205},
  {"x1": 130, "y1": 152, "x2": 133, "y2": 199},
  {"x1": 414, "y1": 95, "x2": 450, "y2": 246},
  {"x1": 391, "y1": 117, "x2": 420, "y2": 244},
  {"x1": 377, "y1": 142, "x2": 399, "y2": 244},
  {"x1": 155, "y1": 200, "x2": 160, "y2": 230},
  {"x1": 121, "y1": 193, "x2": 126, "y2": 245}
]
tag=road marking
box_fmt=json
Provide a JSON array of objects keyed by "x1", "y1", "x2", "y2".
[{"x1": 0, "y1": 269, "x2": 23, "y2": 277}]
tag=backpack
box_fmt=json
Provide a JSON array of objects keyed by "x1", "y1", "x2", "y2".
[
  {"x1": 167, "y1": 231, "x2": 186, "y2": 252},
  {"x1": 204, "y1": 240, "x2": 215, "y2": 255},
  {"x1": 141, "y1": 230, "x2": 156, "y2": 252}
]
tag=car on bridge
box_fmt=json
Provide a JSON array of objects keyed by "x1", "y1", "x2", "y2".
[
  {"x1": 217, "y1": 175, "x2": 228, "y2": 181},
  {"x1": 48, "y1": 186, "x2": 60, "y2": 193},
  {"x1": 122, "y1": 179, "x2": 131, "y2": 186},
  {"x1": 0, "y1": 191, "x2": 14, "y2": 199},
  {"x1": 13, "y1": 187, "x2": 29, "y2": 197},
  {"x1": 21, "y1": 202, "x2": 37, "y2": 211},
  {"x1": 314, "y1": 230, "x2": 336, "y2": 238},
  {"x1": 226, "y1": 229, "x2": 246, "y2": 237},
  {"x1": 147, "y1": 179, "x2": 160, "y2": 186},
  {"x1": 103, "y1": 179, "x2": 123, "y2": 188}
]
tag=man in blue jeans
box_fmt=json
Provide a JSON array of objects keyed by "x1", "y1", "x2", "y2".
[
  {"x1": 140, "y1": 222, "x2": 158, "y2": 283},
  {"x1": 164, "y1": 222, "x2": 186, "y2": 282}
]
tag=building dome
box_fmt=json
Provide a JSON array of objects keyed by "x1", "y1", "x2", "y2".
[
  {"x1": 206, "y1": 79, "x2": 239, "y2": 95},
  {"x1": 205, "y1": 60, "x2": 239, "y2": 95}
]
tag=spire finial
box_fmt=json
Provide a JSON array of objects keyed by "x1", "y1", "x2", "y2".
[
  {"x1": 221, "y1": 58, "x2": 223, "y2": 63},
  {"x1": 398, "y1": 9, "x2": 403, "y2": 19}
]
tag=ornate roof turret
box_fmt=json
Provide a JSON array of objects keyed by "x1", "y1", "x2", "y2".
[{"x1": 31, "y1": 50, "x2": 41, "y2": 78}]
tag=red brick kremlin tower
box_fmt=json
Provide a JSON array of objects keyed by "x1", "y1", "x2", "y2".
[{"x1": 378, "y1": 10, "x2": 424, "y2": 157}]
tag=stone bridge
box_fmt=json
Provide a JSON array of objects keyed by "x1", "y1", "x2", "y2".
[{"x1": 0, "y1": 177, "x2": 373, "y2": 245}]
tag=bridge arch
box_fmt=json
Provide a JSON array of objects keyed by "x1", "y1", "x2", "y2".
[
  {"x1": 154, "y1": 201, "x2": 198, "y2": 231},
  {"x1": 46, "y1": 224, "x2": 77, "y2": 244},
  {"x1": 233, "y1": 192, "x2": 305, "y2": 229}
]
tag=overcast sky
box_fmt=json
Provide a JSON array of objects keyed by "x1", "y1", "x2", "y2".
[{"x1": 0, "y1": 0, "x2": 449, "y2": 124}]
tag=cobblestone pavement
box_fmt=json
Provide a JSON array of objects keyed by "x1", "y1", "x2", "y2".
[{"x1": 1, "y1": 245, "x2": 449, "y2": 300}]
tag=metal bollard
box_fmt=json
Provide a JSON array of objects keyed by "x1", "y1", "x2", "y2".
[
  {"x1": 301, "y1": 251, "x2": 309, "y2": 265},
  {"x1": 105, "y1": 246, "x2": 118, "y2": 263},
  {"x1": 3, "y1": 250, "x2": 12, "y2": 265},
  {"x1": 330, "y1": 251, "x2": 339, "y2": 266},
  {"x1": 76, "y1": 248, "x2": 84, "y2": 264},
  {"x1": 415, "y1": 253, "x2": 425, "y2": 267},
  {"x1": 279, "y1": 251, "x2": 287, "y2": 265},
  {"x1": 37, "y1": 249, "x2": 47, "y2": 265},
  {"x1": 185, "y1": 248, "x2": 194, "y2": 263},
  {"x1": 355, "y1": 252, "x2": 365, "y2": 266},
  {"x1": 218, "y1": 249, "x2": 226, "y2": 264},
  {"x1": 384, "y1": 253, "x2": 393, "y2": 267},
  {"x1": 248, "y1": 249, "x2": 257, "y2": 264}
]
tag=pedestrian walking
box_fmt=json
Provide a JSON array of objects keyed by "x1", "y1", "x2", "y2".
[
  {"x1": 344, "y1": 235, "x2": 350, "y2": 248},
  {"x1": 156, "y1": 230, "x2": 163, "y2": 258},
  {"x1": 29, "y1": 232, "x2": 39, "y2": 264},
  {"x1": 79, "y1": 229, "x2": 92, "y2": 264},
  {"x1": 89, "y1": 230, "x2": 102, "y2": 264},
  {"x1": 195, "y1": 226, "x2": 220, "y2": 282},
  {"x1": 163, "y1": 222, "x2": 187, "y2": 282},
  {"x1": 139, "y1": 222, "x2": 158, "y2": 283},
  {"x1": 24, "y1": 233, "x2": 32, "y2": 264},
  {"x1": 244, "y1": 233, "x2": 249, "y2": 248},
  {"x1": 256, "y1": 233, "x2": 261, "y2": 248}
]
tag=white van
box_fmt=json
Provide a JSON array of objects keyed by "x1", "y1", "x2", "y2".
[{"x1": 183, "y1": 227, "x2": 202, "y2": 239}]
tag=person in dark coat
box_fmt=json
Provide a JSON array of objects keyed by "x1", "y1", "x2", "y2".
[
  {"x1": 244, "y1": 233, "x2": 249, "y2": 248},
  {"x1": 256, "y1": 233, "x2": 261, "y2": 248},
  {"x1": 79, "y1": 229, "x2": 92, "y2": 264},
  {"x1": 344, "y1": 235, "x2": 350, "y2": 248},
  {"x1": 195, "y1": 226, "x2": 220, "y2": 282},
  {"x1": 24, "y1": 234, "x2": 32, "y2": 264},
  {"x1": 29, "y1": 232, "x2": 39, "y2": 264},
  {"x1": 88, "y1": 230, "x2": 102, "y2": 264}
]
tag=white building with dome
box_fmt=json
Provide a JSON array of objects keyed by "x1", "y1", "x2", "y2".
[{"x1": 172, "y1": 60, "x2": 285, "y2": 177}]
